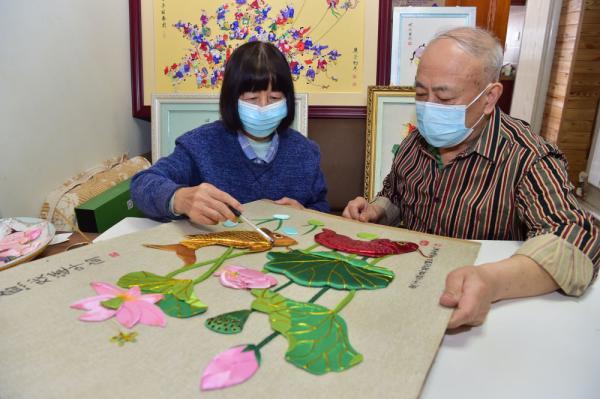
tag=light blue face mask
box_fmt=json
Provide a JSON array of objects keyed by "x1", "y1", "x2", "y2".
[
  {"x1": 238, "y1": 99, "x2": 288, "y2": 138},
  {"x1": 415, "y1": 84, "x2": 490, "y2": 148}
]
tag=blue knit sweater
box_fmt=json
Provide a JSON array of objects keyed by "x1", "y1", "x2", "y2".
[{"x1": 131, "y1": 121, "x2": 329, "y2": 219}]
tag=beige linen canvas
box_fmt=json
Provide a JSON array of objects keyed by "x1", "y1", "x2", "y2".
[{"x1": 0, "y1": 201, "x2": 480, "y2": 399}]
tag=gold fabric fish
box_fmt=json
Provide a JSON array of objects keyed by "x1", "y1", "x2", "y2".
[{"x1": 144, "y1": 228, "x2": 297, "y2": 265}]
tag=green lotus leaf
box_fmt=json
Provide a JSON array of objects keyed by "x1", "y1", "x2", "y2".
[
  {"x1": 264, "y1": 250, "x2": 394, "y2": 290},
  {"x1": 308, "y1": 251, "x2": 395, "y2": 278},
  {"x1": 251, "y1": 289, "x2": 363, "y2": 375},
  {"x1": 357, "y1": 232, "x2": 379, "y2": 240},
  {"x1": 250, "y1": 289, "x2": 292, "y2": 333},
  {"x1": 158, "y1": 292, "x2": 207, "y2": 318},
  {"x1": 307, "y1": 219, "x2": 325, "y2": 226}
]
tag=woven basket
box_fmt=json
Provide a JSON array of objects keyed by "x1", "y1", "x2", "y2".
[{"x1": 40, "y1": 155, "x2": 150, "y2": 231}]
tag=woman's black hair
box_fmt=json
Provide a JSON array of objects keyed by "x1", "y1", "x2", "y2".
[{"x1": 219, "y1": 41, "x2": 296, "y2": 133}]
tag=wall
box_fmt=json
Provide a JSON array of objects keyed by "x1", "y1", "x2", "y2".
[
  {"x1": 503, "y1": 5, "x2": 526, "y2": 66},
  {"x1": 308, "y1": 119, "x2": 366, "y2": 213},
  {"x1": 588, "y1": 101, "x2": 600, "y2": 187},
  {"x1": 0, "y1": 0, "x2": 151, "y2": 218},
  {"x1": 509, "y1": 0, "x2": 562, "y2": 133}
]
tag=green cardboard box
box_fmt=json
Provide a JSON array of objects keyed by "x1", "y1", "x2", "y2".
[{"x1": 75, "y1": 179, "x2": 144, "y2": 233}]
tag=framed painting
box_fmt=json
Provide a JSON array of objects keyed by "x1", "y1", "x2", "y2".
[
  {"x1": 389, "y1": 7, "x2": 475, "y2": 85},
  {"x1": 393, "y1": 0, "x2": 445, "y2": 5},
  {"x1": 129, "y1": 0, "x2": 382, "y2": 120},
  {"x1": 151, "y1": 93, "x2": 308, "y2": 163},
  {"x1": 364, "y1": 86, "x2": 416, "y2": 200}
]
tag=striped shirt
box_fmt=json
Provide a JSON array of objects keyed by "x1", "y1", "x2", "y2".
[{"x1": 375, "y1": 106, "x2": 600, "y2": 295}]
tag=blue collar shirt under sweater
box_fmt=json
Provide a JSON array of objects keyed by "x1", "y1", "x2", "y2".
[
  {"x1": 237, "y1": 131, "x2": 279, "y2": 164},
  {"x1": 131, "y1": 121, "x2": 329, "y2": 220}
]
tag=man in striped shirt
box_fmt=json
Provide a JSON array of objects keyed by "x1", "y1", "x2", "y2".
[{"x1": 343, "y1": 27, "x2": 600, "y2": 329}]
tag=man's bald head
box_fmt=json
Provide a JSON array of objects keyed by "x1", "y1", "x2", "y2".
[{"x1": 426, "y1": 27, "x2": 503, "y2": 84}]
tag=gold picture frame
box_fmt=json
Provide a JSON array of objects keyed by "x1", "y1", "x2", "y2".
[{"x1": 364, "y1": 86, "x2": 416, "y2": 200}]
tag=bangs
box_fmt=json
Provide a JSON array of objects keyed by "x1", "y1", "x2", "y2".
[
  {"x1": 238, "y1": 70, "x2": 274, "y2": 93},
  {"x1": 240, "y1": 47, "x2": 289, "y2": 93}
]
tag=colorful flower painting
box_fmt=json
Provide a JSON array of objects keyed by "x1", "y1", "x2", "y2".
[{"x1": 155, "y1": 0, "x2": 364, "y2": 93}]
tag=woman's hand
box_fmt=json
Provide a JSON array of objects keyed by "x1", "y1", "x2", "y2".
[
  {"x1": 274, "y1": 197, "x2": 305, "y2": 210},
  {"x1": 173, "y1": 183, "x2": 242, "y2": 225}
]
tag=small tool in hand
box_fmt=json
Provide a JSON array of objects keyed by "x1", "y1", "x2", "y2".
[{"x1": 227, "y1": 205, "x2": 274, "y2": 244}]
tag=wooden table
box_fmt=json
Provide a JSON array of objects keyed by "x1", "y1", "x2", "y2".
[{"x1": 39, "y1": 231, "x2": 99, "y2": 258}]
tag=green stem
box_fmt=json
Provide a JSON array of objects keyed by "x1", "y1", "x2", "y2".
[
  {"x1": 308, "y1": 286, "x2": 329, "y2": 303},
  {"x1": 255, "y1": 331, "x2": 279, "y2": 351},
  {"x1": 301, "y1": 225, "x2": 318, "y2": 235},
  {"x1": 192, "y1": 247, "x2": 235, "y2": 285},
  {"x1": 273, "y1": 280, "x2": 293, "y2": 293},
  {"x1": 303, "y1": 243, "x2": 320, "y2": 252},
  {"x1": 167, "y1": 249, "x2": 251, "y2": 278},
  {"x1": 333, "y1": 290, "x2": 356, "y2": 314},
  {"x1": 166, "y1": 258, "x2": 214, "y2": 278},
  {"x1": 275, "y1": 219, "x2": 283, "y2": 231}
]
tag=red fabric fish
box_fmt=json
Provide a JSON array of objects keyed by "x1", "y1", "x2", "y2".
[{"x1": 314, "y1": 229, "x2": 426, "y2": 258}]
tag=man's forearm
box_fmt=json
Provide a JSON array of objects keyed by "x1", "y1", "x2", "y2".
[{"x1": 479, "y1": 255, "x2": 559, "y2": 302}]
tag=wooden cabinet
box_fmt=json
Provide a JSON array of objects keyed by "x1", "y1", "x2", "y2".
[{"x1": 445, "y1": 0, "x2": 511, "y2": 44}]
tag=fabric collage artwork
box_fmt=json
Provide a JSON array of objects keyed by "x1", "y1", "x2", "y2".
[{"x1": 69, "y1": 213, "x2": 426, "y2": 391}]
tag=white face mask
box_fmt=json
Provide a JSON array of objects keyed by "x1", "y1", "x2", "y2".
[{"x1": 415, "y1": 84, "x2": 491, "y2": 148}]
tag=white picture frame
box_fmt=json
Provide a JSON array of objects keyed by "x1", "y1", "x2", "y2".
[
  {"x1": 390, "y1": 7, "x2": 476, "y2": 86},
  {"x1": 151, "y1": 93, "x2": 308, "y2": 163}
]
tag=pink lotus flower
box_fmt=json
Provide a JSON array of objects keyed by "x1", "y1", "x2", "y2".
[
  {"x1": 71, "y1": 282, "x2": 166, "y2": 329},
  {"x1": 200, "y1": 345, "x2": 261, "y2": 391},
  {"x1": 215, "y1": 265, "x2": 277, "y2": 289}
]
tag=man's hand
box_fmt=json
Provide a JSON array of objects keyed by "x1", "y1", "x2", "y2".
[
  {"x1": 440, "y1": 266, "x2": 496, "y2": 329},
  {"x1": 440, "y1": 255, "x2": 559, "y2": 329},
  {"x1": 173, "y1": 183, "x2": 241, "y2": 225},
  {"x1": 342, "y1": 197, "x2": 384, "y2": 223},
  {"x1": 274, "y1": 197, "x2": 305, "y2": 210}
]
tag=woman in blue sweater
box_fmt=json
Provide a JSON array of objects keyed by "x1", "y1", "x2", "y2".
[{"x1": 131, "y1": 41, "x2": 329, "y2": 224}]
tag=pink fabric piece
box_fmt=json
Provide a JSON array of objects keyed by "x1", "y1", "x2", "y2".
[
  {"x1": 91, "y1": 282, "x2": 126, "y2": 296},
  {"x1": 24, "y1": 227, "x2": 42, "y2": 242},
  {"x1": 70, "y1": 282, "x2": 166, "y2": 329},
  {"x1": 0, "y1": 227, "x2": 43, "y2": 258},
  {"x1": 200, "y1": 345, "x2": 260, "y2": 391},
  {"x1": 0, "y1": 248, "x2": 21, "y2": 257},
  {"x1": 215, "y1": 265, "x2": 278, "y2": 289}
]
